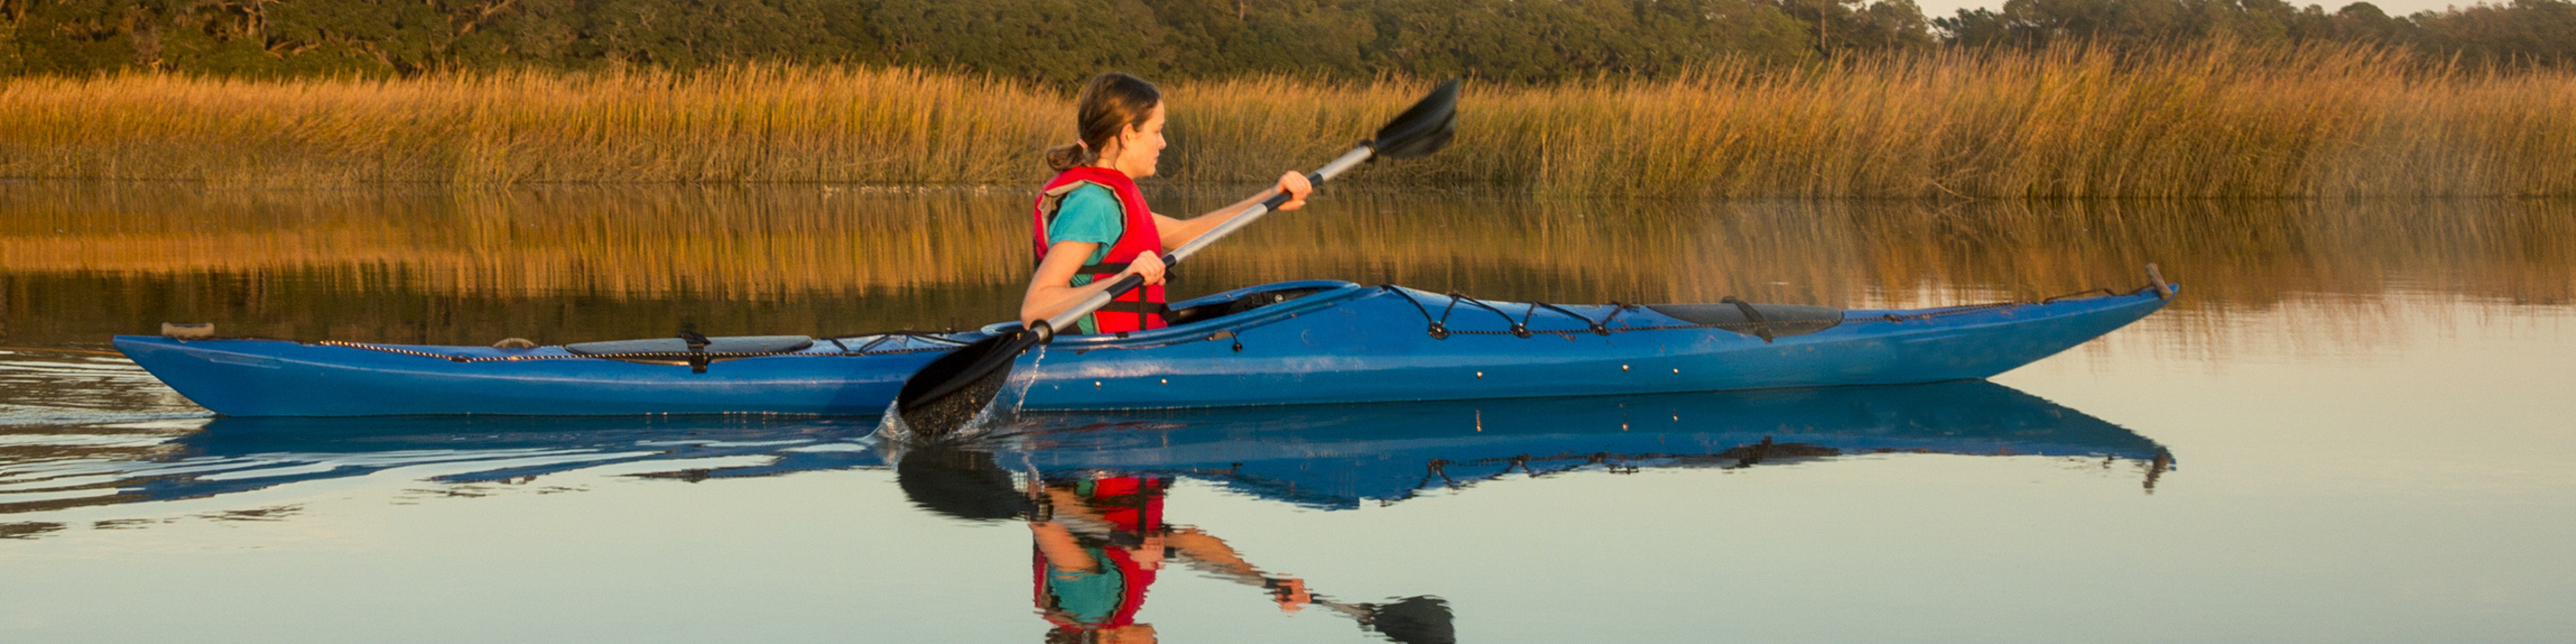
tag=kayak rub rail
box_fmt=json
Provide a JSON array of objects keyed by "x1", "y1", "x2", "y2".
[{"x1": 114, "y1": 267, "x2": 2178, "y2": 417}]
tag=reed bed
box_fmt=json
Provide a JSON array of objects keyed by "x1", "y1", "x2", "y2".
[
  {"x1": 2, "y1": 43, "x2": 2571, "y2": 196},
  {"x1": 0, "y1": 66, "x2": 1064, "y2": 185}
]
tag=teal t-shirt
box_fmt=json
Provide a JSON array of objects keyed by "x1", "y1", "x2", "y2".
[
  {"x1": 1042, "y1": 544, "x2": 1127, "y2": 627},
  {"x1": 1047, "y1": 184, "x2": 1123, "y2": 269},
  {"x1": 1046, "y1": 184, "x2": 1126, "y2": 335}
]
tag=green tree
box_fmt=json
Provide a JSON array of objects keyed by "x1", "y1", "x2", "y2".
[
  {"x1": 870, "y1": 0, "x2": 1172, "y2": 84},
  {"x1": 1773, "y1": 0, "x2": 1935, "y2": 54}
]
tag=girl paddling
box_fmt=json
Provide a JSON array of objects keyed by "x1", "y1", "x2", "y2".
[{"x1": 1021, "y1": 72, "x2": 1312, "y2": 335}]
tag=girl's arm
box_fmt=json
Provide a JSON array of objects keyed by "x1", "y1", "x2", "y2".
[
  {"x1": 1028, "y1": 521, "x2": 1100, "y2": 572},
  {"x1": 1021, "y1": 241, "x2": 1166, "y2": 326},
  {"x1": 1154, "y1": 171, "x2": 1312, "y2": 250}
]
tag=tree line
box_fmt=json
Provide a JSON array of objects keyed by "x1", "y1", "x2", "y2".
[{"x1": 0, "y1": 0, "x2": 2569, "y2": 83}]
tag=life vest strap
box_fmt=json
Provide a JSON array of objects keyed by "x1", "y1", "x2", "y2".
[{"x1": 1096, "y1": 301, "x2": 1172, "y2": 315}]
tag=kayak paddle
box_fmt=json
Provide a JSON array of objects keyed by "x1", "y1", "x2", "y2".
[{"x1": 889, "y1": 78, "x2": 1461, "y2": 440}]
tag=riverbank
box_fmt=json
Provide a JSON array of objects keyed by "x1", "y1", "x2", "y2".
[{"x1": 1, "y1": 44, "x2": 2569, "y2": 197}]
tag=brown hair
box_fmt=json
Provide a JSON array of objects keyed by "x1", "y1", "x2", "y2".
[{"x1": 1045, "y1": 72, "x2": 1162, "y2": 172}]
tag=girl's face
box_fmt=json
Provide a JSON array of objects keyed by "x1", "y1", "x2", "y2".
[{"x1": 1111, "y1": 103, "x2": 1166, "y2": 178}]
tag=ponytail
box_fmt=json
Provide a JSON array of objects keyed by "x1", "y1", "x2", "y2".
[{"x1": 1044, "y1": 140, "x2": 1094, "y2": 173}]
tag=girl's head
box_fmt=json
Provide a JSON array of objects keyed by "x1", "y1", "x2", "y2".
[{"x1": 1046, "y1": 72, "x2": 1165, "y2": 177}]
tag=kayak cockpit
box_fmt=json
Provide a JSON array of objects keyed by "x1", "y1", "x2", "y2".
[
  {"x1": 1162, "y1": 279, "x2": 1359, "y2": 326},
  {"x1": 983, "y1": 279, "x2": 1368, "y2": 343}
]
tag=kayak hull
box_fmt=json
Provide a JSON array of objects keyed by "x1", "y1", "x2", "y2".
[{"x1": 114, "y1": 280, "x2": 2173, "y2": 417}]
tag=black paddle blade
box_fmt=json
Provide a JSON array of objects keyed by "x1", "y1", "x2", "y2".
[
  {"x1": 1371, "y1": 79, "x2": 1459, "y2": 159},
  {"x1": 1360, "y1": 596, "x2": 1456, "y2": 644},
  {"x1": 892, "y1": 329, "x2": 1040, "y2": 440}
]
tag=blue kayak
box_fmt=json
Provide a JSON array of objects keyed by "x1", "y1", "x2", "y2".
[{"x1": 114, "y1": 273, "x2": 2174, "y2": 417}]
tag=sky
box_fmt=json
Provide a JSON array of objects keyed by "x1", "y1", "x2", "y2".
[{"x1": 1911, "y1": 0, "x2": 2479, "y2": 20}]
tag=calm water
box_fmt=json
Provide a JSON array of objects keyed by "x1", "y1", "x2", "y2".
[{"x1": 3, "y1": 184, "x2": 2573, "y2": 643}]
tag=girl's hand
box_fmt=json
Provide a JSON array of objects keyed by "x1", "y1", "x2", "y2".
[
  {"x1": 1123, "y1": 251, "x2": 1166, "y2": 286},
  {"x1": 1274, "y1": 172, "x2": 1312, "y2": 211},
  {"x1": 1266, "y1": 577, "x2": 1311, "y2": 613}
]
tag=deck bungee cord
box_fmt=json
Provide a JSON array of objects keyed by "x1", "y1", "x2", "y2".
[
  {"x1": 314, "y1": 331, "x2": 970, "y2": 365},
  {"x1": 1387, "y1": 281, "x2": 2168, "y2": 339}
]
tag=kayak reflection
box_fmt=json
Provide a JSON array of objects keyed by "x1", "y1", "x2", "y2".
[
  {"x1": 987, "y1": 379, "x2": 2176, "y2": 508},
  {"x1": 0, "y1": 416, "x2": 882, "y2": 514},
  {"x1": 4, "y1": 381, "x2": 2170, "y2": 521}
]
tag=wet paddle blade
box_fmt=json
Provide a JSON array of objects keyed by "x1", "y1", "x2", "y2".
[
  {"x1": 893, "y1": 330, "x2": 1038, "y2": 439},
  {"x1": 1371, "y1": 79, "x2": 1459, "y2": 160}
]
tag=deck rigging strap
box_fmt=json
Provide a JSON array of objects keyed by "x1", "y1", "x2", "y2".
[
  {"x1": 1386, "y1": 284, "x2": 2157, "y2": 338},
  {"x1": 318, "y1": 335, "x2": 966, "y2": 364}
]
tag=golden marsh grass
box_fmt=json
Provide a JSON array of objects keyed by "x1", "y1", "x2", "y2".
[{"x1": 1, "y1": 44, "x2": 2570, "y2": 197}]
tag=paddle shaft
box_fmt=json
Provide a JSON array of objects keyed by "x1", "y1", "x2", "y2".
[{"x1": 1041, "y1": 147, "x2": 1376, "y2": 334}]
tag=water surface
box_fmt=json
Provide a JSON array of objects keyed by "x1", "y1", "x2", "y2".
[{"x1": 2, "y1": 184, "x2": 2571, "y2": 643}]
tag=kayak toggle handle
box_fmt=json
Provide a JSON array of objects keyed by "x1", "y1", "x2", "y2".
[
  {"x1": 2145, "y1": 263, "x2": 2174, "y2": 300},
  {"x1": 679, "y1": 329, "x2": 713, "y2": 373}
]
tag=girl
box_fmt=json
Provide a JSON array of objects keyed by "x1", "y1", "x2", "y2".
[{"x1": 1021, "y1": 72, "x2": 1312, "y2": 335}]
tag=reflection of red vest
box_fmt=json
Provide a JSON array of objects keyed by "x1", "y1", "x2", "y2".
[
  {"x1": 1031, "y1": 477, "x2": 1171, "y2": 631},
  {"x1": 1034, "y1": 167, "x2": 1167, "y2": 334}
]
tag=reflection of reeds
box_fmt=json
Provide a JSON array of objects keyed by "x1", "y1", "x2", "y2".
[
  {"x1": 3, "y1": 183, "x2": 2569, "y2": 309},
  {"x1": 0, "y1": 184, "x2": 1027, "y2": 298},
  {"x1": 5, "y1": 185, "x2": 2568, "y2": 363},
  {"x1": 4, "y1": 45, "x2": 2570, "y2": 197}
]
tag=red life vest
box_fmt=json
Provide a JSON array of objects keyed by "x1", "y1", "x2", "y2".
[{"x1": 1034, "y1": 167, "x2": 1167, "y2": 334}]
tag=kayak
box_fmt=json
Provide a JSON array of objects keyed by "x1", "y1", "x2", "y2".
[
  {"x1": 113, "y1": 271, "x2": 2175, "y2": 417},
  {"x1": 40, "y1": 381, "x2": 2166, "y2": 513}
]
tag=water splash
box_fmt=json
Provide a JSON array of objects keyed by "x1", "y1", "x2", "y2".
[{"x1": 871, "y1": 345, "x2": 1047, "y2": 445}]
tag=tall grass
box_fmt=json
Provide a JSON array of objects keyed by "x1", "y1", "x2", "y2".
[
  {"x1": 0, "y1": 66, "x2": 1064, "y2": 185},
  {"x1": 0, "y1": 43, "x2": 2571, "y2": 196}
]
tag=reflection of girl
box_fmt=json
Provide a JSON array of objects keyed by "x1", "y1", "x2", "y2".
[
  {"x1": 1029, "y1": 474, "x2": 1311, "y2": 644},
  {"x1": 891, "y1": 445, "x2": 1448, "y2": 643},
  {"x1": 1020, "y1": 72, "x2": 1310, "y2": 335}
]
